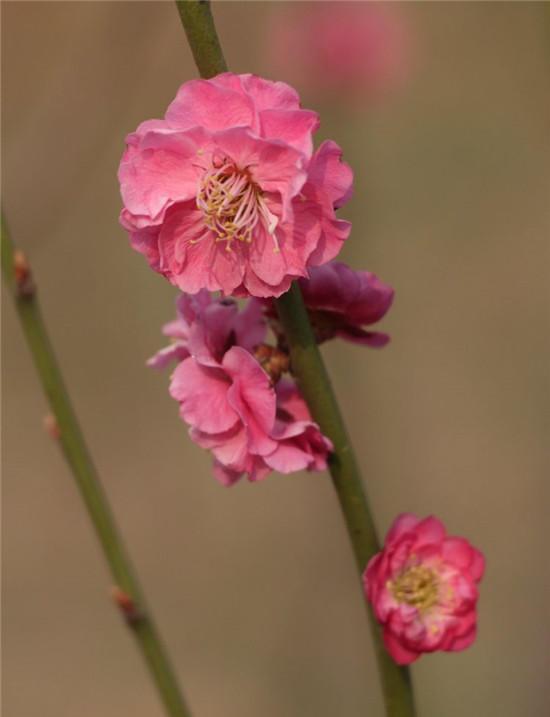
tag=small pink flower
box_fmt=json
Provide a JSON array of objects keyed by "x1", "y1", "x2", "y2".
[
  {"x1": 267, "y1": 3, "x2": 409, "y2": 104},
  {"x1": 364, "y1": 513, "x2": 485, "y2": 665},
  {"x1": 150, "y1": 292, "x2": 332, "y2": 485},
  {"x1": 119, "y1": 73, "x2": 352, "y2": 298},
  {"x1": 298, "y1": 261, "x2": 394, "y2": 347},
  {"x1": 262, "y1": 261, "x2": 394, "y2": 347}
]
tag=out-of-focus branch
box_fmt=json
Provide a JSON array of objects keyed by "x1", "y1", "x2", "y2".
[{"x1": 1, "y1": 214, "x2": 192, "y2": 717}]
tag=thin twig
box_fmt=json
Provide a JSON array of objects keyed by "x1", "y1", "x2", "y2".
[{"x1": 1, "y1": 214, "x2": 192, "y2": 717}]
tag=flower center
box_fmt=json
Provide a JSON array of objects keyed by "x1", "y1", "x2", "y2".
[
  {"x1": 197, "y1": 157, "x2": 278, "y2": 251},
  {"x1": 254, "y1": 343, "x2": 290, "y2": 384},
  {"x1": 390, "y1": 565, "x2": 439, "y2": 611}
]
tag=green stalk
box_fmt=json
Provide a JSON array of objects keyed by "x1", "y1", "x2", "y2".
[
  {"x1": 174, "y1": 2, "x2": 416, "y2": 714},
  {"x1": 176, "y1": 0, "x2": 227, "y2": 77},
  {"x1": 276, "y1": 285, "x2": 416, "y2": 716},
  {"x1": 1, "y1": 214, "x2": 192, "y2": 717}
]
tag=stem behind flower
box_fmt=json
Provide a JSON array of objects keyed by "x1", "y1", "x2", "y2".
[
  {"x1": 175, "y1": 2, "x2": 416, "y2": 715},
  {"x1": 176, "y1": 0, "x2": 227, "y2": 77}
]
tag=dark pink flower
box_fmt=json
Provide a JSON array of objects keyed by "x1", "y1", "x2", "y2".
[
  {"x1": 119, "y1": 73, "x2": 352, "y2": 298},
  {"x1": 364, "y1": 514, "x2": 485, "y2": 665},
  {"x1": 298, "y1": 261, "x2": 394, "y2": 347},
  {"x1": 150, "y1": 292, "x2": 332, "y2": 485},
  {"x1": 267, "y1": 3, "x2": 409, "y2": 104},
  {"x1": 261, "y1": 261, "x2": 393, "y2": 347}
]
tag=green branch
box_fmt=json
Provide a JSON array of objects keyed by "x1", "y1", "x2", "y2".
[
  {"x1": 1, "y1": 214, "x2": 192, "y2": 717},
  {"x1": 176, "y1": 0, "x2": 227, "y2": 77},
  {"x1": 174, "y1": 2, "x2": 416, "y2": 715},
  {"x1": 276, "y1": 285, "x2": 416, "y2": 717}
]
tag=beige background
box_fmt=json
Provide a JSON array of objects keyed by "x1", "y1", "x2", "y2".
[{"x1": 2, "y1": 2, "x2": 549, "y2": 716}]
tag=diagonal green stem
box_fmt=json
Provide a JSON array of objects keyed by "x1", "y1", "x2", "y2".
[
  {"x1": 1, "y1": 214, "x2": 192, "y2": 717},
  {"x1": 174, "y1": 2, "x2": 416, "y2": 715},
  {"x1": 276, "y1": 285, "x2": 416, "y2": 716}
]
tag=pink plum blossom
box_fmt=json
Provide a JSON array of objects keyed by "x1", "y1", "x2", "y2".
[
  {"x1": 147, "y1": 289, "x2": 265, "y2": 369},
  {"x1": 298, "y1": 261, "x2": 394, "y2": 347},
  {"x1": 150, "y1": 292, "x2": 332, "y2": 485},
  {"x1": 119, "y1": 73, "x2": 352, "y2": 298},
  {"x1": 363, "y1": 513, "x2": 485, "y2": 665},
  {"x1": 267, "y1": 3, "x2": 410, "y2": 104},
  {"x1": 262, "y1": 261, "x2": 394, "y2": 347}
]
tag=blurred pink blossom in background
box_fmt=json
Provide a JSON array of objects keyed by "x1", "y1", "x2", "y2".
[{"x1": 266, "y1": 1, "x2": 410, "y2": 104}]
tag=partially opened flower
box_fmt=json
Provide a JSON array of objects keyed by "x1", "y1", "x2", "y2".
[
  {"x1": 119, "y1": 73, "x2": 352, "y2": 298},
  {"x1": 298, "y1": 262, "x2": 394, "y2": 346},
  {"x1": 364, "y1": 514, "x2": 485, "y2": 665},
  {"x1": 263, "y1": 261, "x2": 394, "y2": 347}
]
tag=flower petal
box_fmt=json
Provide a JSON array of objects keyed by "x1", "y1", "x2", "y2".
[
  {"x1": 307, "y1": 140, "x2": 353, "y2": 208},
  {"x1": 169, "y1": 358, "x2": 238, "y2": 434},
  {"x1": 259, "y1": 109, "x2": 319, "y2": 157},
  {"x1": 166, "y1": 79, "x2": 255, "y2": 132},
  {"x1": 118, "y1": 131, "x2": 202, "y2": 224},
  {"x1": 386, "y1": 513, "x2": 420, "y2": 544},
  {"x1": 383, "y1": 629, "x2": 420, "y2": 665},
  {"x1": 146, "y1": 343, "x2": 189, "y2": 370},
  {"x1": 223, "y1": 347, "x2": 277, "y2": 455}
]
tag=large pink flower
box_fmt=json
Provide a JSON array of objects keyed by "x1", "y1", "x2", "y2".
[
  {"x1": 150, "y1": 291, "x2": 332, "y2": 485},
  {"x1": 119, "y1": 73, "x2": 352, "y2": 298},
  {"x1": 364, "y1": 514, "x2": 485, "y2": 665}
]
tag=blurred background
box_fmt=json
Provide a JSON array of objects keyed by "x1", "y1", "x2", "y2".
[{"x1": 2, "y1": 2, "x2": 549, "y2": 716}]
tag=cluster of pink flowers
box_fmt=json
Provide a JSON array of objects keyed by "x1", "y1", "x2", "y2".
[
  {"x1": 119, "y1": 72, "x2": 484, "y2": 666},
  {"x1": 148, "y1": 259, "x2": 393, "y2": 486},
  {"x1": 148, "y1": 290, "x2": 332, "y2": 485}
]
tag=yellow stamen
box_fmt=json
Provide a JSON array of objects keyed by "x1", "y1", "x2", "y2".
[
  {"x1": 196, "y1": 157, "x2": 278, "y2": 250},
  {"x1": 389, "y1": 565, "x2": 439, "y2": 612}
]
